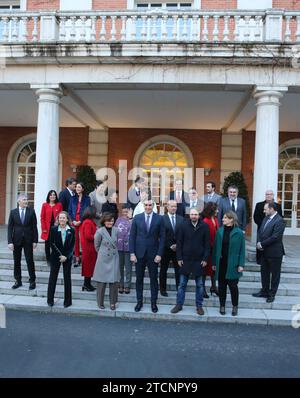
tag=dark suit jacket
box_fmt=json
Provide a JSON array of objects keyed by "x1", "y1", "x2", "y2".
[
  {"x1": 50, "y1": 225, "x2": 75, "y2": 264},
  {"x1": 129, "y1": 212, "x2": 165, "y2": 260},
  {"x1": 163, "y1": 214, "x2": 184, "y2": 250},
  {"x1": 257, "y1": 213, "x2": 285, "y2": 260},
  {"x1": 254, "y1": 201, "x2": 282, "y2": 230},
  {"x1": 7, "y1": 207, "x2": 38, "y2": 246},
  {"x1": 169, "y1": 190, "x2": 189, "y2": 217},
  {"x1": 176, "y1": 219, "x2": 210, "y2": 277},
  {"x1": 58, "y1": 188, "x2": 73, "y2": 212},
  {"x1": 68, "y1": 195, "x2": 91, "y2": 222},
  {"x1": 218, "y1": 197, "x2": 247, "y2": 231}
]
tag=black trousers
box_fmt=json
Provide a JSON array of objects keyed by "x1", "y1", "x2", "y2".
[
  {"x1": 136, "y1": 256, "x2": 158, "y2": 305},
  {"x1": 260, "y1": 255, "x2": 282, "y2": 297},
  {"x1": 47, "y1": 260, "x2": 72, "y2": 306},
  {"x1": 13, "y1": 241, "x2": 36, "y2": 283},
  {"x1": 45, "y1": 239, "x2": 51, "y2": 262},
  {"x1": 218, "y1": 258, "x2": 238, "y2": 307},
  {"x1": 159, "y1": 248, "x2": 180, "y2": 292}
]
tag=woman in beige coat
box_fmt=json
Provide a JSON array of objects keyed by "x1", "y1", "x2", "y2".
[{"x1": 94, "y1": 213, "x2": 120, "y2": 310}]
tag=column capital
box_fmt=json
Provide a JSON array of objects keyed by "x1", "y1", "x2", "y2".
[
  {"x1": 31, "y1": 84, "x2": 63, "y2": 105},
  {"x1": 253, "y1": 87, "x2": 288, "y2": 107}
]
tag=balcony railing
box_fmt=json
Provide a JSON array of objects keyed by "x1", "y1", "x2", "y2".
[{"x1": 0, "y1": 9, "x2": 299, "y2": 44}]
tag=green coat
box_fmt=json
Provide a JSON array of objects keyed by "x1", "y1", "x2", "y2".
[{"x1": 212, "y1": 226, "x2": 245, "y2": 280}]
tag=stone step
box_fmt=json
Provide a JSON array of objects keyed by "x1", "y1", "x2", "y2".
[
  {"x1": 1, "y1": 259, "x2": 300, "y2": 282},
  {"x1": 0, "y1": 280, "x2": 298, "y2": 311},
  {"x1": 0, "y1": 293, "x2": 295, "y2": 326},
  {"x1": 1, "y1": 268, "x2": 300, "y2": 296}
]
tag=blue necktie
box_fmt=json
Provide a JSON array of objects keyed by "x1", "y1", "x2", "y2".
[
  {"x1": 146, "y1": 215, "x2": 150, "y2": 232},
  {"x1": 20, "y1": 208, "x2": 25, "y2": 224},
  {"x1": 171, "y1": 215, "x2": 176, "y2": 231},
  {"x1": 263, "y1": 217, "x2": 271, "y2": 231}
]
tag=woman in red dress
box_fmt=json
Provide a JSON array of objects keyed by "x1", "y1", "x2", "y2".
[
  {"x1": 202, "y1": 202, "x2": 219, "y2": 298},
  {"x1": 40, "y1": 190, "x2": 63, "y2": 265},
  {"x1": 80, "y1": 206, "x2": 97, "y2": 291},
  {"x1": 68, "y1": 182, "x2": 91, "y2": 267}
]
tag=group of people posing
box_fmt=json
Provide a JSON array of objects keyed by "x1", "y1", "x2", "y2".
[{"x1": 7, "y1": 176, "x2": 285, "y2": 316}]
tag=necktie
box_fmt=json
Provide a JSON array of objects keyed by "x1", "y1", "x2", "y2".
[
  {"x1": 263, "y1": 217, "x2": 271, "y2": 231},
  {"x1": 146, "y1": 215, "x2": 151, "y2": 232},
  {"x1": 171, "y1": 215, "x2": 176, "y2": 231},
  {"x1": 231, "y1": 199, "x2": 235, "y2": 211},
  {"x1": 20, "y1": 208, "x2": 25, "y2": 224}
]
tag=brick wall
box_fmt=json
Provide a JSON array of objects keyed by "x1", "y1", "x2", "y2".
[
  {"x1": 27, "y1": 0, "x2": 59, "y2": 10},
  {"x1": 201, "y1": 0, "x2": 237, "y2": 8},
  {"x1": 108, "y1": 128, "x2": 222, "y2": 193},
  {"x1": 0, "y1": 127, "x2": 89, "y2": 224},
  {"x1": 93, "y1": 0, "x2": 127, "y2": 9},
  {"x1": 273, "y1": 0, "x2": 300, "y2": 9}
]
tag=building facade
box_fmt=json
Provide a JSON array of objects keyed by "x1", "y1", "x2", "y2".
[{"x1": 0, "y1": 0, "x2": 300, "y2": 237}]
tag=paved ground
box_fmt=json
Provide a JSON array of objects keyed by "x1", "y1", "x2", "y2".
[{"x1": 0, "y1": 310, "x2": 299, "y2": 378}]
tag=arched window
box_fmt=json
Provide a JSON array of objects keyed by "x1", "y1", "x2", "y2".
[
  {"x1": 278, "y1": 145, "x2": 300, "y2": 234},
  {"x1": 16, "y1": 141, "x2": 36, "y2": 207},
  {"x1": 138, "y1": 140, "x2": 192, "y2": 210}
]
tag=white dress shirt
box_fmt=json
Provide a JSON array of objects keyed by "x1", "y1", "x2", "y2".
[{"x1": 133, "y1": 201, "x2": 158, "y2": 218}]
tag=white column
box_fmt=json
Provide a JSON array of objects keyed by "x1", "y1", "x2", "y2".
[
  {"x1": 251, "y1": 87, "x2": 286, "y2": 242},
  {"x1": 33, "y1": 86, "x2": 63, "y2": 232}
]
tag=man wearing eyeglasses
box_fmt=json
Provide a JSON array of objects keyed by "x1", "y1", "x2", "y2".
[
  {"x1": 129, "y1": 199, "x2": 165, "y2": 313},
  {"x1": 218, "y1": 185, "x2": 247, "y2": 231}
]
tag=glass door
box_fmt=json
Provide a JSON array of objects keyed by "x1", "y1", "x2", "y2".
[{"x1": 278, "y1": 171, "x2": 300, "y2": 235}]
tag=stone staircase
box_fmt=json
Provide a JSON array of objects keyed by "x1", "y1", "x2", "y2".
[{"x1": 0, "y1": 247, "x2": 299, "y2": 326}]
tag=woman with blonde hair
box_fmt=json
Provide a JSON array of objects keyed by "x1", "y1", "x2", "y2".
[{"x1": 212, "y1": 211, "x2": 245, "y2": 316}]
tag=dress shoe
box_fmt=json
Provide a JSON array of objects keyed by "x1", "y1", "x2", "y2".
[
  {"x1": 171, "y1": 304, "x2": 182, "y2": 314},
  {"x1": 210, "y1": 286, "x2": 219, "y2": 296},
  {"x1": 12, "y1": 281, "x2": 22, "y2": 289},
  {"x1": 47, "y1": 302, "x2": 54, "y2": 307},
  {"x1": 203, "y1": 289, "x2": 209, "y2": 299},
  {"x1": 196, "y1": 306, "x2": 204, "y2": 316},
  {"x1": 124, "y1": 288, "x2": 130, "y2": 294},
  {"x1": 160, "y1": 290, "x2": 168, "y2": 297},
  {"x1": 232, "y1": 306, "x2": 238, "y2": 316},
  {"x1": 64, "y1": 303, "x2": 72, "y2": 308},
  {"x1": 134, "y1": 302, "x2": 143, "y2": 312},
  {"x1": 266, "y1": 296, "x2": 275, "y2": 303},
  {"x1": 220, "y1": 306, "x2": 226, "y2": 315},
  {"x1": 252, "y1": 290, "x2": 269, "y2": 298},
  {"x1": 151, "y1": 304, "x2": 158, "y2": 313},
  {"x1": 118, "y1": 287, "x2": 124, "y2": 294},
  {"x1": 29, "y1": 282, "x2": 36, "y2": 290}
]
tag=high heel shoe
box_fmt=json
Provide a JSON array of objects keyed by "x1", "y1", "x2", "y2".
[
  {"x1": 210, "y1": 286, "x2": 219, "y2": 296},
  {"x1": 82, "y1": 285, "x2": 96, "y2": 292}
]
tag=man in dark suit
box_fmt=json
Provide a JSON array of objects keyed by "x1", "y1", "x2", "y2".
[
  {"x1": 129, "y1": 199, "x2": 165, "y2": 313},
  {"x1": 253, "y1": 202, "x2": 285, "y2": 303},
  {"x1": 171, "y1": 208, "x2": 210, "y2": 316},
  {"x1": 127, "y1": 176, "x2": 145, "y2": 211},
  {"x1": 218, "y1": 185, "x2": 247, "y2": 231},
  {"x1": 169, "y1": 179, "x2": 189, "y2": 217},
  {"x1": 253, "y1": 189, "x2": 282, "y2": 230},
  {"x1": 58, "y1": 177, "x2": 77, "y2": 212},
  {"x1": 185, "y1": 187, "x2": 204, "y2": 218},
  {"x1": 7, "y1": 194, "x2": 38, "y2": 289},
  {"x1": 159, "y1": 200, "x2": 184, "y2": 296}
]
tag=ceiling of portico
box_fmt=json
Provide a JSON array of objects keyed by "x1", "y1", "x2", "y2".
[{"x1": 0, "y1": 85, "x2": 299, "y2": 132}]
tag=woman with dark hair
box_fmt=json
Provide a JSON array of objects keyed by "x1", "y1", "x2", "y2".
[
  {"x1": 68, "y1": 182, "x2": 91, "y2": 267},
  {"x1": 47, "y1": 211, "x2": 75, "y2": 308},
  {"x1": 212, "y1": 211, "x2": 245, "y2": 316},
  {"x1": 93, "y1": 213, "x2": 120, "y2": 310},
  {"x1": 40, "y1": 190, "x2": 62, "y2": 265},
  {"x1": 101, "y1": 189, "x2": 119, "y2": 222},
  {"x1": 80, "y1": 206, "x2": 97, "y2": 292},
  {"x1": 202, "y1": 202, "x2": 219, "y2": 298}
]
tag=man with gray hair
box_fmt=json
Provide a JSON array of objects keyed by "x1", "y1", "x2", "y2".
[
  {"x1": 218, "y1": 185, "x2": 247, "y2": 231},
  {"x1": 7, "y1": 194, "x2": 38, "y2": 290},
  {"x1": 253, "y1": 189, "x2": 282, "y2": 231}
]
